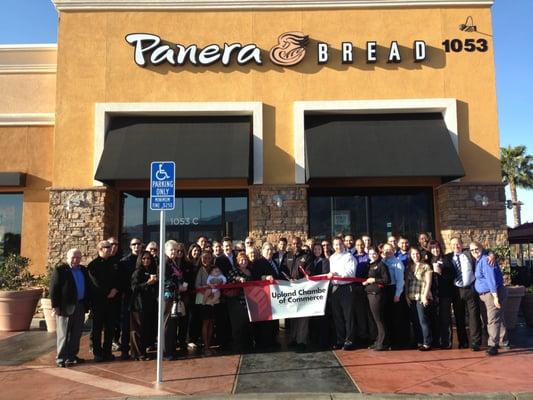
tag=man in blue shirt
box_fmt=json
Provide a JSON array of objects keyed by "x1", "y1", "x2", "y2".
[
  {"x1": 50, "y1": 248, "x2": 90, "y2": 367},
  {"x1": 471, "y1": 241, "x2": 508, "y2": 356},
  {"x1": 382, "y1": 243, "x2": 410, "y2": 348},
  {"x1": 397, "y1": 237, "x2": 410, "y2": 268}
]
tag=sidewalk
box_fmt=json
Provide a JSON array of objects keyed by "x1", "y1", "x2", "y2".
[{"x1": 0, "y1": 318, "x2": 532, "y2": 399}]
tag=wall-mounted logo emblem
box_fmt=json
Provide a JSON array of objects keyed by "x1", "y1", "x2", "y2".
[{"x1": 269, "y1": 32, "x2": 309, "y2": 66}]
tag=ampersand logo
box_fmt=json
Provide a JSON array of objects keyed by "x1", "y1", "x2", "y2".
[{"x1": 269, "y1": 32, "x2": 309, "y2": 66}]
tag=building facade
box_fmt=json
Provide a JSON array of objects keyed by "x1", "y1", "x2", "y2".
[{"x1": 0, "y1": 0, "x2": 506, "y2": 272}]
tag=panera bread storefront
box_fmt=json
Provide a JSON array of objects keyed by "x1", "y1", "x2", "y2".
[{"x1": 0, "y1": 0, "x2": 507, "y2": 270}]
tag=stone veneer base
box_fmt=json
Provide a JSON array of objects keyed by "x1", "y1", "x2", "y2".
[{"x1": 47, "y1": 187, "x2": 117, "y2": 267}]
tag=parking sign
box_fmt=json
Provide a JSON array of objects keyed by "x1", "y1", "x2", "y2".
[{"x1": 150, "y1": 161, "x2": 175, "y2": 210}]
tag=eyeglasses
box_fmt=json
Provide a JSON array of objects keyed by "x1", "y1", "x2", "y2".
[{"x1": 101, "y1": 245, "x2": 111, "y2": 249}]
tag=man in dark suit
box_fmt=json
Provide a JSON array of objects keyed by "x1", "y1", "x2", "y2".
[
  {"x1": 117, "y1": 237, "x2": 143, "y2": 360},
  {"x1": 213, "y1": 237, "x2": 235, "y2": 348},
  {"x1": 50, "y1": 248, "x2": 90, "y2": 368},
  {"x1": 273, "y1": 237, "x2": 288, "y2": 272},
  {"x1": 88, "y1": 240, "x2": 120, "y2": 362},
  {"x1": 215, "y1": 237, "x2": 235, "y2": 275},
  {"x1": 447, "y1": 236, "x2": 482, "y2": 351}
]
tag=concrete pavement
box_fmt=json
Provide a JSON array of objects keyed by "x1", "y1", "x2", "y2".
[{"x1": 0, "y1": 317, "x2": 531, "y2": 399}]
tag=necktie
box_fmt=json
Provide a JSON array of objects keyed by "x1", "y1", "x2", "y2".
[
  {"x1": 454, "y1": 254, "x2": 463, "y2": 286},
  {"x1": 270, "y1": 260, "x2": 279, "y2": 276}
]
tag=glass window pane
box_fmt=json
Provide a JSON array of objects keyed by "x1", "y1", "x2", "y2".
[
  {"x1": 121, "y1": 192, "x2": 144, "y2": 248},
  {"x1": 0, "y1": 193, "x2": 23, "y2": 258},
  {"x1": 370, "y1": 192, "x2": 433, "y2": 245},
  {"x1": 309, "y1": 196, "x2": 332, "y2": 240},
  {"x1": 309, "y1": 189, "x2": 433, "y2": 244},
  {"x1": 310, "y1": 195, "x2": 368, "y2": 239},
  {"x1": 225, "y1": 197, "x2": 248, "y2": 240},
  {"x1": 183, "y1": 197, "x2": 221, "y2": 225},
  {"x1": 121, "y1": 192, "x2": 248, "y2": 248},
  {"x1": 332, "y1": 196, "x2": 367, "y2": 237}
]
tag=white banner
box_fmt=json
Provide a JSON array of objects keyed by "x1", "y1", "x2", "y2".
[{"x1": 244, "y1": 279, "x2": 330, "y2": 322}]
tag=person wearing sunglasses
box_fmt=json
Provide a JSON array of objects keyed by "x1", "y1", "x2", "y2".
[
  {"x1": 130, "y1": 251, "x2": 158, "y2": 360},
  {"x1": 116, "y1": 238, "x2": 143, "y2": 360},
  {"x1": 106, "y1": 237, "x2": 122, "y2": 353},
  {"x1": 106, "y1": 237, "x2": 122, "y2": 262},
  {"x1": 87, "y1": 241, "x2": 120, "y2": 362},
  {"x1": 145, "y1": 241, "x2": 159, "y2": 265}
]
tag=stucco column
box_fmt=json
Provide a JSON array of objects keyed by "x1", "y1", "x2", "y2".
[{"x1": 47, "y1": 186, "x2": 117, "y2": 267}]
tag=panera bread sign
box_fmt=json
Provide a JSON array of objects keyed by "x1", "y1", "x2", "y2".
[{"x1": 125, "y1": 32, "x2": 427, "y2": 68}]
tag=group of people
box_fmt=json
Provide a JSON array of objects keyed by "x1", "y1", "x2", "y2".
[{"x1": 49, "y1": 231, "x2": 508, "y2": 367}]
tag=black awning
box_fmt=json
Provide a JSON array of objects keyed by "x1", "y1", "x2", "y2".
[
  {"x1": 305, "y1": 113, "x2": 465, "y2": 182},
  {"x1": 95, "y1": 115, "x2": 251, "y2": 182},
  {"x1": 508, "y1": 222, "x2": 533, "y2": 244},
  {"x1": 0, "y1": 172, "x2": 26, "y2": 187}
]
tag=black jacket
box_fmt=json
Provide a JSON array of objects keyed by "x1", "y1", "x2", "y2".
[
  {"x1": 273, "y1": 251, "x2": 288, "y2": 271},
  {"x1": 130, "y1": 265, "x2": 157, "y2": 312},
  {"x1": 365, "y1": 260, "x2": 391, "y2": 295},
  {"x1": 50, "y1": 263, "x2": 90, "y2": 316},
  {"x1": 309, "y1": 257, "x2": 330, "y2": 276},
  {"x1": 215, "y1": 254, "x2": 235, "y2": 276},
  {"x1": 87, "y1": 256, "x2": 119, "y2": 306},
  {"x1": 444, "y1": 249, "x2": 476, "y2": 287},
  {"x1": 251, "y1": 257, "x2": 284, "y2": 281},
  {"x1": 119, "y1": 253, "x2": 138, "y2": 296},
  {"x1": 432, "y1": 255, "x2": 456, "y2": 298},
  {"x1": 284, "y1": 250, "x2": 312, "y2": 280}
]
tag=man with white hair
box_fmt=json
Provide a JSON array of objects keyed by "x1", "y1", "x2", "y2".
[{"x1": 50, "y1": 248, "x2": 90, "y2": 367}]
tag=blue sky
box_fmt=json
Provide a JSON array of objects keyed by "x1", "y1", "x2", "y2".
[{"x1": 0, "y1": 0, "x2": 531, "y2": 226}]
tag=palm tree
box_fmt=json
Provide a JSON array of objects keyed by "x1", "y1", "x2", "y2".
[{"x1": 501, "y1": 145, "x2": 533, "y2": 227}]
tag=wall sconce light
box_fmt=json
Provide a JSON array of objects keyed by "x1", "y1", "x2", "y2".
[
  {"x1": 459, "y1": 16, "x2": 477, "y2": 32},
  {"x1": 66, "y1": 194, "x2": 87, "y2": 211},
  {"x1": 506, "y1": 200, "x2": 524, "y2": 210},
  {"x1": 474, "y1": 193, "x2": 489, "y2": 207},
  {"x1": 272, "y1": 194, "x2": 285, "y2": 208}
]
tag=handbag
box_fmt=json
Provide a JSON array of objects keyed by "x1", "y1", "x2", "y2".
[{"x1": 177, "y1": 299, "x2": 186, "y2": 317}]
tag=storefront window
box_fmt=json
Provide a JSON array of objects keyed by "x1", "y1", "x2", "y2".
[
  {"x1": 0, "y1": 193, "x2": 23, "y2": 260},
  {"x1": 309, "y1": 188, "x2": 433, "y2": 245},
  {"x1": 121, "y1": 191, "x2": 248, "y2": 249}
]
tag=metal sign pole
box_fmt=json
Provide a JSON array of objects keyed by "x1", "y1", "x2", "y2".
[
  {"x1": 150, "y1": 160, "x2": 174, "y2": 385},
  {"x1": 156, "y1": 209, "x2": 166, "y2": 384}
]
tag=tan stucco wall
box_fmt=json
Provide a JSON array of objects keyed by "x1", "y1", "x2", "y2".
[
  {"x1": 0, "y1": 126, "x2": 54, "y2": 273},
  {"x1": 0, "y1": 74, "x2": 56, "y2": 114},
  {"x1": 54, "y1": 7, "x2": 499, "y2": 187}
]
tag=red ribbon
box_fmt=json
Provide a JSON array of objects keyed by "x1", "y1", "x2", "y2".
[{"x1": 195, "y1": 273, "x2": 365, "y2": 292}]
